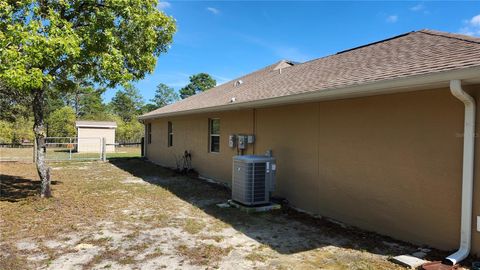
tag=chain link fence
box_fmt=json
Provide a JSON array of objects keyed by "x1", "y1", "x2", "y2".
[
  {"x1": 45, "y1": 137, "x2": 104, "y2": 161},
  {"x1": 1, "y1": 137, "x2": 144, "y2": 162}
]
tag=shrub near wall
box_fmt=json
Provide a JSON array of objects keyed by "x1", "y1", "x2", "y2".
[
  {"x1": 0, "y1": 118, "x2": 35, "y2": 143},
  {"x1": 0, "y1": 120, "x2": 13, "y2": 143},
  {"x1": 47, "y1": 106, "x2": 76, "y2": 138},
  {"x1": 116, "y1": 118, "x2": 144, "y2": 142}
]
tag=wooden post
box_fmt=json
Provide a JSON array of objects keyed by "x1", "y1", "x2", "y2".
[
  {"x1": 102, "y1": 137, "x2": 106, "y2": 162},
  {"x1": 69, "y1": 137, "x2": 72, "y2": 160},
  {"x1": 33, "y1": 139, "x2": 37, "y2": 163}
]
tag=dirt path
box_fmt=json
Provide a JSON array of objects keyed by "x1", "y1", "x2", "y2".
[{"x1": 0, "y1": 159, "x2": 455, "y2": 269}]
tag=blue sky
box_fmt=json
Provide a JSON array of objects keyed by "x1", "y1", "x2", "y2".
[{"x1": 103, "y1": 1, "x2": 480, "y2": 103}]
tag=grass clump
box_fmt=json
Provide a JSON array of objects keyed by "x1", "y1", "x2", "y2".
[
  {"x1": 245, "y1": 252, "x2": 268, "y2": 262},
  {"x1": 183, "y1": 219, "x2": 205, "y2": 234},
  {"x1": 176, "y1": 244, "x2": 232, "y2": 266},
  {"x1": 0, "y1": 252, "x2": 28, "y2": 270},
  {"x1": 143, "y1": 247, "x2": 164, "y2": 260}
]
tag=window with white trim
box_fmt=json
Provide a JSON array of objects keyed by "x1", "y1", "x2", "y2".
[
  {"x1": 209, "y1": 118, "x2": 220, "y2": 153},
  {"x1": 208, "y1": 118, "x2": 220, "y2": 153},
  {"x1": 147, "y1": 123, "x2": 152, "y2": 144}
]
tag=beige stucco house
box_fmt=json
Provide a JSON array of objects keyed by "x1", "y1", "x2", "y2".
[
  {"x1": 75, "y1": 121, "x2": 116, "y2": 153},
  {"x1": 139, "y1": 30, "x2": 480, "y2": 261}
]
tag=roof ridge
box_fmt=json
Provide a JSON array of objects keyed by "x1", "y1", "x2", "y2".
[
  {"x1": 418, "y1": 29, "x2": 480, "y2": 44},
  {"x1": 297, "y1": 29, "x2": 480, "y2": 67},
  {"x1": 296, "y1": 30, "x2": 417, "y2": 66},
  {"x1": 75, "y1": 120, "x2": 116, "y2": 123},
  {"x1": 143, "y1": 60, "x2": 290, "y2": 116},
  {"x1": 141, "y1": 29, "x2": 480, "y2": 119},
  {"x1": 335, "y1": 31, "x2": 415, "y2": 55}
]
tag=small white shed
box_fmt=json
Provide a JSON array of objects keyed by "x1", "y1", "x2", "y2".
[{"x1": 75, "y1": 121, "x2": 117, "y2": 153}]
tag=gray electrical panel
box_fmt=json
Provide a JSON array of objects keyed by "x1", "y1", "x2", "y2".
[
  {"x1": 237, "y1": 135, "x2": 247, "y2": 149},
  {"x1": 232, "y1": 155, "x2": 276, "y2": 205},
  {"x1": 228, "y1": 135, "x2": 236, "y2": 148}
]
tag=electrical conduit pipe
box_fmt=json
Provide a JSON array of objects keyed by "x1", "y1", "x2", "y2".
[{"x1": 445, "y1": 79, "x2": 475, "y2": 265}]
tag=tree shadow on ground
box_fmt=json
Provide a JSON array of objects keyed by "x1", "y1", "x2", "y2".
[
  {"x1": 109, "y1": 158, "x2": 452, "y2": 261},
  {"x1": 0, "y1": 174, "x2": 61, "y2": 202}
]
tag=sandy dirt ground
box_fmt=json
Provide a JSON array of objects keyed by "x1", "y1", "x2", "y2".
[{"x1": 0, "y1": 159, "x2": 466, "y2": 269}]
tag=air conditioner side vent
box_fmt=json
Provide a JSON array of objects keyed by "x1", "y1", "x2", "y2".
[{"x1": 232, "y1": 155, "x2": 276, "y2": 206}]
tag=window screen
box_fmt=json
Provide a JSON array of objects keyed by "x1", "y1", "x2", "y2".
[{"x1": 209, "y1": 119, "x2": 220, "y2": 153}]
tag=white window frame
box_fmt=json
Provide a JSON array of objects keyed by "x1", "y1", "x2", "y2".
[{"x1": 209, "y1": 118, "x2": 220, "y2": 153}]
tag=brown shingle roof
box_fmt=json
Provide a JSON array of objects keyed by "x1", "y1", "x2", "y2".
[{"x1": 141, "y1": 30, "x2": 480, "y2": 119}]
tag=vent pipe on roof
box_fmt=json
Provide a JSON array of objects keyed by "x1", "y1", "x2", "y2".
[
  {"x1": 444, "y1": 79, "x2": 475, "y2": 266},
  {"x1": 234, "y1": 80, "x2": 243, "y2": 87}
]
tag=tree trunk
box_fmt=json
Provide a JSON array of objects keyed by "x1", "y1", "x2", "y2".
[
  {"x1": 75, "y1": 90, "x2": 79, "y2": 116},
  {"x1": 33, "y1": 87, "x2": 52, "y2": 198}
]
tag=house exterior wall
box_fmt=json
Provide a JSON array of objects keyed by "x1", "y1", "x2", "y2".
[
  {"x1": 145, "y1": 110, "x2": 255, "y2": 181},
  {"x1": 77, "y1": 127, "x2": 115, "y2": 153},
  {"x1": 145, "y1": 86, "x2": 480, "y2": 256}
]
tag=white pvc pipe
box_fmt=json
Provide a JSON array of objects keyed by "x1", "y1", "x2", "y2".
[{"x1": 446, "y1": 79, "x2": 475, "y2": 265}]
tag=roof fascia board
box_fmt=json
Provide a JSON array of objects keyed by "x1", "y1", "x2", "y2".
[
  {"x1": 139, "y1": 66, "x2": 480, "y2": 120},
  {"x1": 76, "y1": 125, "x2": 117, "y2": 128}
]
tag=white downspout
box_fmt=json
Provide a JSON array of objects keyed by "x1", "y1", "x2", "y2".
[{"x1": 445, "y1": 79, "x2": 475, "y2": 265}]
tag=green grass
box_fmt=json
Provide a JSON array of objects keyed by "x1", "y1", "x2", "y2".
[
  {"x1": 106, "y1": 147, "x2": 141, "y2": 159},
  {"x1": 0, "y1": 146, "x2": 141, "y2": 162},
  {"x1": 46, "y1": 148, "x2": 102, "y2": 160}
]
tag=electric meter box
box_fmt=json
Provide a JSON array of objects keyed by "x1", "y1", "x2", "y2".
[
  {"x1": 238, "y1": 135, "x2": 247, "y2": 149},
  {"x1": 228, "y1": 135, "x2": 236, "y2": 148}
]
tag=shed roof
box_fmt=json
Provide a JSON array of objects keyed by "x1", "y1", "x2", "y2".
[
  {"x1": 140, "y1": 29, "x2": 480, "y2": 120},
  {"x1": 75, "y1": 121, "x2": 117, "y2": 128}
]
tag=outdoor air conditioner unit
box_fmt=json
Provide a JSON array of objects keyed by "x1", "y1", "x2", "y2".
[{"x1": 232, "y1": 155, "x2": 276, "y2": 206}]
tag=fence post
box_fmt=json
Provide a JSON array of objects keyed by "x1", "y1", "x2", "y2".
[
  {"x1": 102, "y1": 137, "x2": 106, "y2": 162},
  {"x1": 141, "y1": 137, "x2": 144, "y2": 157},
  {"x1": 69, "y1": 137, "x2": 72, "y2": 160},
  {"x1": 33, "y1": 139, "x2": 37, "y2": 163}
]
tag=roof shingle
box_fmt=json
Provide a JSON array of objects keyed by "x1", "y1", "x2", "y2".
[{"x1": 141, "y1": 30, "x2": 480, "y2": 119}]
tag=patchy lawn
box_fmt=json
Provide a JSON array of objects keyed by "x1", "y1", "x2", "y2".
[
  {"x1": 0, "y1": 146, "x2": 140, "y2": 162},
  {"x1": 105, "y1": 147, "x2": 141, "y2": 159},
  {"x1": 0, "y1": 159, "x2": 460, "y2": 269},
  {"x1": 0, "y1": 147, "x2": 34, "y2": 162}
]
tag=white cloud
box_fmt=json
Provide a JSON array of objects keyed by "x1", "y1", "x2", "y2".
[
  {"x1": 471, "y1": 14, "x2": 480, "y2": 27},
  {"x1": 157, "y1": 1, "x2": 171, "y2": 10},
  {"x1": 459, "y1": 14, "x2": 480, "y2": 36},
  {"x1": 386, "y1": 15, "x2": 398, "y2": 23},
  {"x1": 410, "y1": 3, "x2": 424, "y2": 12},
  {"x1": 206, "y1": 7, "x2": 220, "y2": 15},
  {"x1": 410, "y1": 3, "x2": 429, "y2": 15}
]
